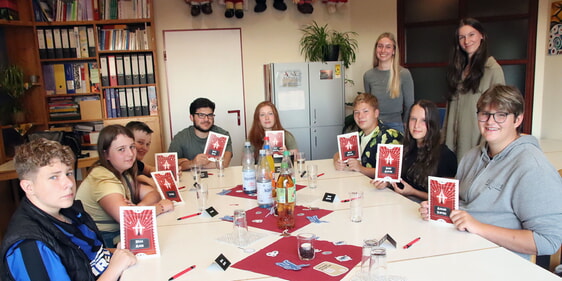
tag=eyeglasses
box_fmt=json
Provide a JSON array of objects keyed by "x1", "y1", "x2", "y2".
[
  {"x1": 476, "y1": 111, "x2": 512, "y2": 123},
  {"x1": 193, "y1": 113, "x2": 215, "y2": 119}
]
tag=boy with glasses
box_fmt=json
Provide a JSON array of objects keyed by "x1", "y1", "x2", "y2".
[
  {"x1": 169, "y1": 97, "x2": 233, "y2": 170},
  {"x1": 419, "y1": 85, "x2": 562, "y2": 259}
]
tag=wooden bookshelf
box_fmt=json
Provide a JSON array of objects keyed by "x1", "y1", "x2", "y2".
[{"x1": 0, "y1": 0, "x2": 163, "y2": 164}]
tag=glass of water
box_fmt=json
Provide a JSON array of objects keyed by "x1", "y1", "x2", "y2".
[{"x1": 297, "y1": 152, "x2": 306, "y2": 175}]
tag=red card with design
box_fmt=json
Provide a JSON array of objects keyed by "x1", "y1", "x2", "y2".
[
  {"x1": 204, "y1": 131, "x2": 229, "y2": 160},
  {"x1": 428, "y1": 176, "x2": 459, "y2": 224},
  {"x1": 233, "y1": 236, "x2": 361, "y2": 281},
  {"x1": 151, "y1": 171, "x2": 184, "y2": 204},
  {"x1": 266, "y1": 130, "x2": 285, "y2": 156},
  {"x1": 119, "y1": 206, "x2": 160, "y2": 257},
  {"x1": 155, "y1": 152, "x2": 179, "y2": 182},
  {"x1": 337, "y1": 132, "x2": 359, "y2": 162},
  {"x1": 374, "y1": 144, "x2": 403, "y2": 183}
]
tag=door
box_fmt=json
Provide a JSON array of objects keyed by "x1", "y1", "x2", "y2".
[{"x1": 164, "y1": 29, "x2": 246, "y2": 165}]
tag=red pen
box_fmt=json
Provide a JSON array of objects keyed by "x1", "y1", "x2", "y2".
[
  {"x1": 177, "y1": 212, "x2": 201, "y2": 220},
  {"x1": 207, "y1": 173, "x2": 214, "y2": 175},
  {"x1": 403, "y1": 237, "x2": 421, "y2": 249},
  {"x1": 168, "y1": 265, "x2": 196, "y2": 280},
  {"x1": 317, "y1": 173, "x2": 325, "y2": 177},
  {"x1": 178, "y1": 186, "x2": 186, "y2": 190},
  {"x1": 340, "y1": 197, "x2": 360, "y2": 203}
]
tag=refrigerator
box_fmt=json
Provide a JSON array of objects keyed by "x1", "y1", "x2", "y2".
[{"x1": 265, "y1": 62, "x2": 345, "y2": 160}]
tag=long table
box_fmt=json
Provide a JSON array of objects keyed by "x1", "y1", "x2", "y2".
[{"x1": 121, "y1": 159, "x2": 560, "y2": 281}]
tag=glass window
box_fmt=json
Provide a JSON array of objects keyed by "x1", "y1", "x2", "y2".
[
  {"x1": 404, "y1": 0, "x2": 458, "y2": 23},
  {"x1": 467, "y1": 0, "x2": 529, "y2": 17},
  {"x1": 405, "y1": 25, "x2": 456, "y2": 63},
  {"x1": 502, "y1": 64, "x2": 526, "y2": 97},
  {"x1": 486, "y1": 20, "x2": 529, "y2": 60},
  {"x1": 409, "y1": 67, "x2": 448, "y2": 103}
]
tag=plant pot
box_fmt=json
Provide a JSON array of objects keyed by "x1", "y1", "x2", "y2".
[{"x1": 322, "y1": 45, "x2": 340, "y2": 61}]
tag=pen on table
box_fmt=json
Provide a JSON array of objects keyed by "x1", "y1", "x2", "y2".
[
  {"x1": 403, "y1": 237, "x2": 421, "y2": 249},
  {"x1": 177, "y1": 212, "x2": 202, "y2": 220},
  {"x1": 300, "y1": 171, "x2": 307, "y2": 178},
  {"x1": 207, "y1": 173, "x2": 214, "y2": 175},
  {"x1": 168, "y1": 265, "x2": 196, "y2": 281},
  {"x1": 317, "y1": 173, "x2": 325, "y2": 177},
  {"x1": 340, "y1": 197, "x2": 359, "y2": 203}
]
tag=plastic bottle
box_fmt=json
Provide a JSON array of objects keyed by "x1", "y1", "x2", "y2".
[
  {"x1": 281, "y1": 150, "x2": 295, "y2": 184},
  {"x1": 263, "y1": 136, "x2": 275, "y2": 172},
  {"x1": 242, "y1": 141, "x2": 256, "y2": 194},
  {"x1": 256, "y1": 149, "x2": 274, "y2": 208},
  {"x1": 276, "y1": 161, "x2": 296, "y2": 230}
]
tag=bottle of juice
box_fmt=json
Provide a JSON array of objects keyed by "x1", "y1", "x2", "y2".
[
  {"x1": 276, "y1": 161, "x2": 295, "y2": 230},
  {"x1": 263, "y1": 136, "x2": 275, "y2": 172}
]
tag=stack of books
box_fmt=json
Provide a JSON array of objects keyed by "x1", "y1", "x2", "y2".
[{"x1": 49, "y1": 97, "x2": 80, "y2": 121}]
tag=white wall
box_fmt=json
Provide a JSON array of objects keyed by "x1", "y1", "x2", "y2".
[
  {"x1": 155, "y1": 0, "x2": 561, "y2": 148},
  {"x1": 534, "y1": 0, "x2": 562, "y2": 139},
  {"x1": 154, "y1": 1, "x2": 396, "y2": 148}
]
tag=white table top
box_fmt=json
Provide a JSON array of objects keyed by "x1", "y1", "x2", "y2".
[{"x1": 121, "y1": 160, "x2": 555, "y2": 281}]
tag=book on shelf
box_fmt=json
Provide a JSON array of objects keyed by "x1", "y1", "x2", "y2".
[
  {"x1": 86, "y1": 26, "x2": 96, "y2": 57},
  {"x1": 63, "y1": 63, "x2": 76, "y2": 94},
  {"x1": 53, "y1": 63, "x2": 66, "y2": 95},
  {"x1": 61, "y1": 28, "x2": 71, "y2": 58},
  {"x1": 78, "y1": 26, "x2": 89, "y2": 58},
  {"x1": 44, "y1": 29, "x2": 55, "y2": 59},
  {"x1": 145, "y1": 53, "x2": 154, "y2": 83},
  {"x1": 99, "y1": 56, "x2": 109, "y2": 87},
  {"x1": 131, "y1": 54, "x2": 139, "y2": 84},
  {"x1": 116, "y1": 55, "x2": 125, "y2": 85},
  {"x1": 53, "y1": 28, "x2": 63, "y2": 59},
  {"x1": 123, "y1": 54, "x2": 133, "y2": 85},
  {"x1": 148, "y1": 86, "x2": 157, "y2": 116},
  {"x1": 118, "y1": 88, "x2": 127, "y2": 117},
  {"x1": 133, "y1": 87, "x2": 142, "y2": 116},
  {"x1": 107, "y1": 55, "x2": 118, "y2": 86},
  {"x1": 89, "y1": 62, "x2": 101, "y2": 93},
  {"x1": 140, "y1": 87, "x2": 148, "y2": 115},
  {"x1": 67, "y1": 27, "x2": 78, "y2": 58},
  {"x1": 126, "y1": 88, "x2": 134, "y2": 117},
  {"x1": 42, "y1": 64, "x2": 56, "y2": 95},
  {"x1": 37, "y1": 29, "x2": 48, "y2": 59}
]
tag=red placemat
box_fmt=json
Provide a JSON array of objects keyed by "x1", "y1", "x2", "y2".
[
  {"x1": 222, "y1": 184, "x2": 307, "y2": 199},
  {"x1": 233, "y1": 236, "x2": 361, "y2": 281},
  {"x1": 242, "y1": 205, "x2": 332, "y2": 233}
]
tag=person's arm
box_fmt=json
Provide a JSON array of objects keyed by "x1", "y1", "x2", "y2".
[
  {"x1": 5, "y1": 240, "x2": 71, "y2": 281},
  {"x1": 333, "y1": 152, "x2": 347, "y2": 171},
  {"x1": 98, "y1": 194, "x2": 134, "y2": 223},
  {"x1": 401, "y1": 69, "x2": 415, "y2": 124},
  {"x1": 222, "y1": 151, "x2": 233, "y2": 167},
  {"x1": 136, "y1": 183, "x2": 174, "y2": 215},
  {"x1": 142, "y1": 163, "x2": 156, "y2": 175},
  {"x1": 391, "y1": 180, "x2": 428, "y2": 201},
  {"x1": 137, "y1": 174, "x2": 156, "y2": 189},
  {"x1": 450, "y1": 210, "x2": 537, "y2": 255}
]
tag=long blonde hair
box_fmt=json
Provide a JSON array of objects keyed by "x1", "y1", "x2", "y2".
[{"x1": 373, "y1": 32, "x2": 401, "y2": 99}]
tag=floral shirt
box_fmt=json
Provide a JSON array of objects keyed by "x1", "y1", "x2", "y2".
[{"x1": 360, "y1": 122, "x2": 403, "y2": 168}]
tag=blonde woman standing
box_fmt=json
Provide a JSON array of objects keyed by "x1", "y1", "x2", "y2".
[{"x1": 363, "y1": 32, "x2": 414, "y2": 134}]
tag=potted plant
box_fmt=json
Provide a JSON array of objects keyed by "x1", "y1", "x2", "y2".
[
  {"x1": 299, "y1": 21, "x2": 358, "y2": 68},
  {"x1": 0, "y1": 65, "x2": 26, "y2": 123}
]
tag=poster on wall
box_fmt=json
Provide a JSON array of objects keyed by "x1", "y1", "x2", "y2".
[{"x1": 548, "y1": 1, "x2": 562, "y2": 55}]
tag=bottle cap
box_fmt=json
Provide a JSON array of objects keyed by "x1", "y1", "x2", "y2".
[
  {"x1": 259, "y1": 149, "x2": 265, "y2": 155},
  {"x1": 245, "y1": 141, "x2": 250, "y2": 146}
]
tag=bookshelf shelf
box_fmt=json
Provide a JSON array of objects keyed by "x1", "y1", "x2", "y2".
[{"x1": 0, "y1": 0, "x2": 163, "y2": 164}]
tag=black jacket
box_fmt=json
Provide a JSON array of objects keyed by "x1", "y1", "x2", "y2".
[{"x1": 0, "y1": 198, "x2": 103, "y2": 281}]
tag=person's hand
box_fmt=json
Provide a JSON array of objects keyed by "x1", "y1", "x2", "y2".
[
  {"x1": 109, "y1": 244, "x2": 137, "y2": 272},
  {"x1": 346, "y1": 158, "x2": 362, "y2": 172},
  {"x1": 419, "y1": 201, "x2": 429, "y2": 221},
  {"x1": 391, "y1": 179, "x2": 414, "y2": 196},
  {"x1": 178, "y1": 158, "x2": 189, "y2": 171},
  {"x1": 450, "y1": 210, "x2": 482, "y2": 233},
  {"x1": 370, "y1": 179, "x2": 389, "y2": 190},
  {"x1": 194, "y1": 154, "x2": 211, "y2": 167},
  {"x1": 333, "y1": 154, "x2": 346, "y2": 171},
  {"x1": 158, "y1": 199, "x2": 174, "y2": 214}
]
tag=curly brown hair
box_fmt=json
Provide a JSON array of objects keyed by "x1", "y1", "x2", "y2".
[{"x1": 15, "y1": 138, "x2": 75, "y2": 181}]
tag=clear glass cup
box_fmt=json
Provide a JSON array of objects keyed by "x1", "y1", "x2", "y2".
[
  {"x1": 297, "y1": 233, "x2": 315, "y2": 260},
  {"x1": 349, "y1": 191, "x2": 363, "y2": 222},
  {"x1": 191, "y1": 163, "x2": 201, "y2": 183},
  {"x1": 361, "y1": 239, "x2": 379, "y2": 272},
  {"x1": 216, "y1": 157, "x2": 225, "y2": 177},
  {"x1": 233, "y1": 209, "x2": 248, "y2": 246},
  {"x1": 296, "y1": 152, "x2": 306, "y2": 174},
  {"x1": 370, "y1": 247, "x2": 387, "y2": 280},
  {"x1": 307, "y1": 164, "x2": 318, "y2": 189},
  {"x1": 195, "y1": 182, "x2": 208, "y2": 212}
]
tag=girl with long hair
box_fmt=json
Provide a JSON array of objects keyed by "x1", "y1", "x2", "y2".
[
  {"x1": 444, "y1": 17, "x2": 505, "y2": 161},
  {"x1": 76, "y1": 125, "x2": 173, "y2": 247},
  {"x1": 363, "y1": 32, "x2": 414, "y2": 134},
  {"x1": 372, "y1": 100, "x2": 457, "y2": 201}
]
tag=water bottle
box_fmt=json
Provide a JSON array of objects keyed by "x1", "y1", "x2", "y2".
[
  {"x1": 281, "y1": 150, "x2": 295, "y2": 184},
  {"x1": 256, "y1": 149, "x2": 274, "y2": 208},
  {"x1": 242, "y1": 141, "x2": 256, "y2": 194}
]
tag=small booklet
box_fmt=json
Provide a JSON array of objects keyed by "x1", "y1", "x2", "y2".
[
  {"x1": 119, "y1": 206, "x2": 160, "y2": 257},
  {"x1": 337, "y1": 132, "x2": 360, "y2": 162},
  {"x1": 374, "y1": 144, "x2": 403, "y2": 182},
  {"x1": 204, "y1": 131, "x2": 229, "y2": 161},
  {"x1": 151, "y1": 171, "x2": 184, "y2": 204},
  {"x1": 265, "y1": 130, "x2": 285, "y2": 157},
  {"x1": 155, "y1": 152, "x2": 179, "y2": 182},
  {"x1": 428, "y1": 176, "x2": 459, "y2": 224}
]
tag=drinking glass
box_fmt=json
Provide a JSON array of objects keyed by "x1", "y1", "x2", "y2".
[
  {"x1": 296, "y1": 152, "x2": 306, "y2": 175},
  {"x1": 370, "y1": 247, "x2": 387, "y2": 280},
  {"x1": 349, "y1": 191, "x2": 363, "y2": 222},
  {"x1": 196, "y1": 182, "x2": 208, "y2": 212},
  {"x1": 361, "y1": 239, "x2": 379, "y2": 272},
  {"x1": 297, "y1": 233, "x2": 315, "y2": 260},
  {"x1": 191, "y1": 163, "x2": 201, "y2": 183},
  {"x1": 216, "y1": 157, "x2": 225, "y2": 177},
  {"x1": 233, "y1": 209, "x2": 248, "y2": 246},
  {"x1": 307, "y1": 164, "x2": 318, "y2": 189}
]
